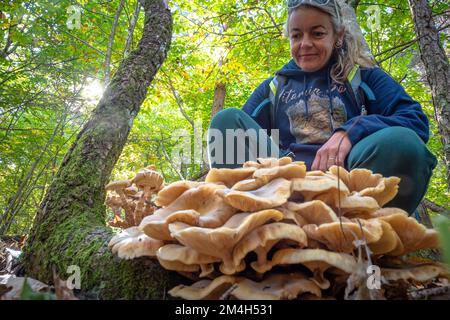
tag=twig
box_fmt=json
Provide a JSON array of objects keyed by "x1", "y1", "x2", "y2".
[
  {"x1": 408, "y1": 285, "x2": 450, "y2": 300},
  {"x1": 219, "y1": 284, "x2": 238, "y2": 300},
  {"x1": 422, "y1": 199, "x2": 450, "y2": 218}
]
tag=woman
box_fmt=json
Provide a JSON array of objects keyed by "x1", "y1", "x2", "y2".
[{"x1": 207, "y1": 0, "x2": 437, "y2": 215}]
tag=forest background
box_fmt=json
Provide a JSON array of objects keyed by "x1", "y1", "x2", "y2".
[{"x1": 0, "y1": 0, "x2": 449, "y2": 237}]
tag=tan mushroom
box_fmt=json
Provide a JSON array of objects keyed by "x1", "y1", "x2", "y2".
[
  {"x1": 332, "y1": 192, "x2": 380, "y2": 218},
  {"x1": 292, "y1": 174, "x2": 380, "y2": 216},
  {"x1": 105, "y1": 180, "x2": 134, "y2": 225},
  {"x1": 205, "y1": 167, "x2": 256, "y2": 188},
  {"x1": 252, "y1": 162, "x2": 307, "y2": 185},
  {"x1": 328, "y1": 166, "x2": 401, "y2": 207},
  {"x1": 277, "y1": 205, "x2": 309, "y2": 227},
  {"x1": 124, "y1": 185, "x2": 139, "y2": 198},
  {"x1": 230, "y1": 272, "x2": 322, "y2": 300},
  {"x1": 232, "y1": 163, "x2": 306, "y2": 191},
  {"x1": 243, "y1": 157, "x2": 293, "y2": 169},
  {"x1": 106, "y1": 195, "x2": 130, "y2": 228},
  {"x1": 108, "y1": 226, "x2": 164, "y2": 260},
  {"x1": 382, "y1": 263, "x2": 449, "y2": 282},
  {"x1": 168, "y1": 209, "x2": 284, "y2": 274},
  {"x1": 169, "y1": 275, "x2": 241, "y2": 300},
  {"x1": 302, "y1": 218, "x2": 384, "y2": 253},
  {"x1": 291, "y1": 175, "x2": 349, "y2": 203},
  {"x1": 155, "y1": 180, "x2": 202, "y2": 207},
  {"x1": 216, "y1": 178, "x2": 292, "y2": 212},
  {"x1": 267, "y1": 248, "x2": 357, "y2": 289},
  {"x1": 132, "y1": 169, "x2": 164, "y2": 224},
  {"x1": 370, "y1": 208, "x2": 440, "y2": 255},
  {"x1": 157, "y1": 244, "x2": 220, "y2": 277},
  {"x1": 231, "y1": 222, "x2": 308, "y2": 274},
  {"x1": 231, "y1": 178, "x2": 266, "y2": 191},
  {"x1": 140, "y1": 184, "x2": 236, "y2": 240},
  {"x1": 280, "y1": 201, "x2": 340, "y2": 225}
]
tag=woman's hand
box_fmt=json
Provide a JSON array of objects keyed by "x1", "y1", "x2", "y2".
[{"x1": 311, "y1": 131, "x2": 352, "y2": 172}]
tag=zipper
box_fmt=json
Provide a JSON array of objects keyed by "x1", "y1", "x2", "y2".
[{"x1": 361, "y1": 105, "x2": 367, "y2": 116}]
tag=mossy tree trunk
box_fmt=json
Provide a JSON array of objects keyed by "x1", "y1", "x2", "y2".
[{"x1": 21, "y1": 0, "x2": 183, "y2": 299}]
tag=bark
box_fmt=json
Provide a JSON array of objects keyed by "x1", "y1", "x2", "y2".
[
  {"x1": 408, "y1": 0, "x2": 450, "y2": 191},
  {"x1": 210, "y1": 82, "x2": 226, "y2": 122},
  {"x1": 104, "y1": 0, "x2": 126, "y2": 85},
  {"x1": 21, "y1": 0, "x2": 183, "y2": 299}
]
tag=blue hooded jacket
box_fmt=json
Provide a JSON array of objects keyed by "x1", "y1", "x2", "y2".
[{"x1": 242, "y1": 59, "x2": 430, "y2": 169}]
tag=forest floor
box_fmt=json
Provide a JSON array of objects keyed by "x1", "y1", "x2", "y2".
[
  {"x1": 0, "y1": 236, "x2": 80, "y2": 300},
  {"x1": 1, "y1": 235, "x2": 449, "y2": 300}
]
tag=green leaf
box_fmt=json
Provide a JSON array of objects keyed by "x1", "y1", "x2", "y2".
[
  {"x1": 19, "y1": 278, "x2": 56, "y2": 300},
  {"x1": 432, "y1": 215, "x2": 450, "y2": 271}
]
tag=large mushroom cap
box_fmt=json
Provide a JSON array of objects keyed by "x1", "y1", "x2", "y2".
[
  {"x1": 169, "y1": 275, "x2": 240, "y2": 300},
  {"x1": 368, "y1": 219, "x2": 404, "y2": 256},
  {"x1": 243, "y1": 157, "x2": 293, "y2": 169},
  {"x1": 371, "y1": 208, "x2": 440, "y2": 255},
  {"x1": 332, "y1": 193, "x2": 380, "y2": 218},
  {"x1": 155, "y1": 180, "x2": 202, "y2": 207},
  {"x1": 302, "y1": 219, "x2": 384, "y2": 253},
  {"x1": 230, "y1": 272, "x2": 322, "y2": 300},
  {"x1": 291, "y1": 175, "x2": 349, "y2": 203},
  {"x1": 281, "y1": 200, "x2": 339, "y2": 225},
  {"x1": 268, "y1": 248, "x2": 357, "y2": 289},
  {"x1": 252, "y1": 162, "x2": 307, "y2": 184},
  {"x1": 216, "y1": 178, "x2": 292, "y2": 212},
  {"x1": 205, "y1": 167, "x2": 256, "y2": 188},
  {"x1": 168, "y1": 209, "x2": 284, "y2": 274},
  {"x1": 139, "y1": 184, "x2": 236, "y2": 240},
  {"x1": 328, "y1": 166, "x2": 400, "y2": 207},
  {"x1": 231, "y1": 222, "x2": 308, "y2": 274},
  {"x1": 382, "y1": 263, "x2": 449, "y2": 282},
  {"x1": 108, "y1": 227, "x2": 164, "y2": 260},
  {"x1": 157, "y1": 244, "x2": 220, "y2": 277}
]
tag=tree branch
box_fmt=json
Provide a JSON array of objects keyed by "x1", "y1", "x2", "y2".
[{"x1": 423, "y1": 199, "x2": 450, "y2": 218}]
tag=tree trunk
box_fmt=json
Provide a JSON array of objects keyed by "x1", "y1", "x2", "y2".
[
  {"x1": 210, "y1": 82, "x2": 226, "y2": 121},
  {"x1": 408, "y1": 0, "x2": 450, "y2": 191},
  {"x1": 21, "y1": 0, "x2": 183, "y2": 299}
]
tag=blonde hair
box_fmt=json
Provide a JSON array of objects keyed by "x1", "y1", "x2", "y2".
[{"x1": 285, "y1": 1, "x2": 375, "y2": 83}]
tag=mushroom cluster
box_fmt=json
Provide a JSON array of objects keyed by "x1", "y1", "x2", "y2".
[
  {"x1": 108, "y1": 158, "x2": 449, "y2": 299},
  {"x1": 105, "y1": 165, "x2": 163, "y2": 229}
]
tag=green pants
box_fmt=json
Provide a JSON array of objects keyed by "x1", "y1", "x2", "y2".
[{"x1": 208, "y1": 108, "x2": 438, "y2": 215}]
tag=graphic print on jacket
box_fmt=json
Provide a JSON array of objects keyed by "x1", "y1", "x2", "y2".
[{"x1": 285, "y1": 91, "x2": 347, "y2": 144}]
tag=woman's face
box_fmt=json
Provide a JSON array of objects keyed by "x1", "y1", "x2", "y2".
[{"x1": 288, "y1": 7, "x2": 342, "y2": 72}]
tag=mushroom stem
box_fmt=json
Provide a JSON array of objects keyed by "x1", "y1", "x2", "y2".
[
  {"x1": 117, "y1": 190, "x2": 135, "y2": 226},
  {"x1": 254, "y1": 247, "x2": 268, "y2": 267},
  {"x1": 134, "y1": 186, "x2": 152, "y2": 225}
]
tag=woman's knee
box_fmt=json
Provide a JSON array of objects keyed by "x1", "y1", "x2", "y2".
[
  {"x1": 210, "y1": 108, "x2": 246, "y2": 129},
  {"x1": 349, "y1": 127, "x2": 434, "y2": 168},
  {"x1": 371, "y1": 127, "x2": 424, "y2": 155}
]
